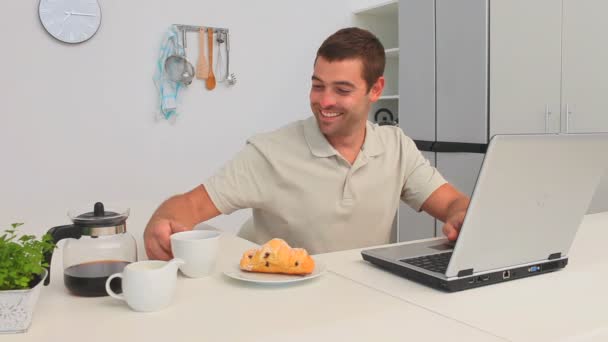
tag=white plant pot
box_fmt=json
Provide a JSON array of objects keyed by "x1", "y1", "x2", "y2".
[{"x1": 0, "y1": 269, "x2": 47, "y2": 334}]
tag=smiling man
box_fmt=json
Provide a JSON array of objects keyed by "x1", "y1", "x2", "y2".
[{"x1": 144, "y1": 28, "x2": 470, "y2": 260}]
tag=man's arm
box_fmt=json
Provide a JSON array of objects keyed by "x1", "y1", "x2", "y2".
[
  {"x1": 420, "y1": 183, "x2": 470, "y2": 241},
  {"x1": 144, "y1": 185, "x2": 221, "y2": 260}
]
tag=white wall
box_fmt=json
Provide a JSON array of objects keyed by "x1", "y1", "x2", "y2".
[{"x1": 0, "y1": 0, "x2": 353, "y2": 250}]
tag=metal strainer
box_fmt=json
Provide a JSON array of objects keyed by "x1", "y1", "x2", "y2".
[{"x1": 164, "y1": 28, "x2": 195, "y2": 85}]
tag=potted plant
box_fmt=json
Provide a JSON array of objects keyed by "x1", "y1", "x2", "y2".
[{"x1": 0, "y1": 223, "x2": 55, "y2": 334}]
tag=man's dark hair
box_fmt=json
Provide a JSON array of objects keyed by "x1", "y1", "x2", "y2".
[{"x1": 316, "y1": 27, "x2": 385, "y2": 92}]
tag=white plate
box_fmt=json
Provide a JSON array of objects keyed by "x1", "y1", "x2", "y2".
[{"x1": 223, "y1": 260, "x2": 327, "y2": 284}]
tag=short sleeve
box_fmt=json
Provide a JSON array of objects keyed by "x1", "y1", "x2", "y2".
[
  {"x1": 400, "y1": 137, "x2": 447, "y2": 211},
  {"x1": 203, "y1": 143, "x2": 271, "y2": 214}
]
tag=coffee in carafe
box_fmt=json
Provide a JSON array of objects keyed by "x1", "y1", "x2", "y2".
[
  {"x1": 64, "y1": 260, "x2": 131, "y2": 297},
  {"x1": 44, "y1": 202, "x2": 137, "y2": 296}
]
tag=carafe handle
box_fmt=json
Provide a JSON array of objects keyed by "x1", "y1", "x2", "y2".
[
  {"x1": 105, "y1": 273, "x2": 125, "y2": 300},
  {"x1": 44, "y1": 224, "x2": 82, "y2": 285}
]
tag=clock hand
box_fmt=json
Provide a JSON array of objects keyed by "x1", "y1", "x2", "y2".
[{"x1": 69, "y1": 11, "x2": 97, "y2": 17}]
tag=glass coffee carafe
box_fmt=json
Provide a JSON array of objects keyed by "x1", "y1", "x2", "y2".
[{"x1": 44, "y1": 202, "x2": 137, "y2": 297}]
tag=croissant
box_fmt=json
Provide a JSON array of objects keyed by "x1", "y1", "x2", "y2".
[{"x1": 240, "y1": 238, "x2": 315, "y2": 275}]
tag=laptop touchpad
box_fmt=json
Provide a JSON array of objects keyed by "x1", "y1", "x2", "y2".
[{"x1": 429, "y1": 242, "x2": 454, "y2": 251}]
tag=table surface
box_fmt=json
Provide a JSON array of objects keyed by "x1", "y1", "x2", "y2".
[
  {"x1": 4, "y1": 229, "x2": 505, "y2": 342},
  {"x1": 315, "y1": 212, "x2": 608, "y2": 342}
]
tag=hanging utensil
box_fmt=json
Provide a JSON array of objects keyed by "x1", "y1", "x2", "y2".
[
  {"x1": 164, "y1": 27, "x2": 195, "y2": 85},
  {"x1": 205, "y1": 28, "x2": 217, "y2": 90},
  {"x1": 225, "y1": 31, "x2": 237, "y2": 86},
  {"x1": 196, "y1": 28, "x2": 209, "y2": 80},
  {"x1": 215, "y1": 31, "x2": 225, "y2": 82}
]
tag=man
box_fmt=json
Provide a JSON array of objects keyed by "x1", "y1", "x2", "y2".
[{"x1": 144, "y1": 27, "x2": 469, "y2": 260}]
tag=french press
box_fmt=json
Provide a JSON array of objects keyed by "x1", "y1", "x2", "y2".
[{"x1": 44, "y1": 202, "x2": 137, "y2": 297}]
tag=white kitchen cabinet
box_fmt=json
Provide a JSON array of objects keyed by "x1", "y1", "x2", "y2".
[
  {"x1": 489, "y1": 0, "x2": 562, "y2": 136},
  {"x1": 562, "y1": 0, "x2": 608, "y2": 134},
  {"x1": 491, "y1": 0, "x2": 608, "y2": 136},
  {"x1": 396, "y1": 0, "x2": 608, "y2": 241}
]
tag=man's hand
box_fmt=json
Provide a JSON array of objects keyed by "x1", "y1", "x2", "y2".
[
  {"x1": 441, "y1": 209, "x2": 466, "y2": 241},
  {"x1": 143, "y1": 185, "x2": 222, "y2": 260},
  {"x1": 144, "y1": 218, "x2": 189, "y2": 260},
  {"x1": 421, "y1": 183, "x2": 470, "y2": 241}
]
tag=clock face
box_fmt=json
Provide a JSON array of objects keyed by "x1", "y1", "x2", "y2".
[{"x1": 38, "y1": 0, "x2": 101, "y2": 44}]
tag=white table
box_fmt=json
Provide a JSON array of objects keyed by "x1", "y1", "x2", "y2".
[
  {"x1": 315, "y1": 212, "x2": 608, "y2": 342},
  {"x1": 5, "y1": 232, "x2": 503, "y2": 341}
]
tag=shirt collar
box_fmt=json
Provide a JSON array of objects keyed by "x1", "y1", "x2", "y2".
[{"x1": 303, "y1": 116, "x2": 385, "y2": 158}]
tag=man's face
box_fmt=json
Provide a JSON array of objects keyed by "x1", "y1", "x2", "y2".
[{"x1": 310, "y1": 57, "x2": 384, "y2": 139}]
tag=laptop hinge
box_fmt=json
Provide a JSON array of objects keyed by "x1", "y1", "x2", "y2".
[
  {"x1": 548, "y1": 252, "x2": 561, "y2": 260},
  {"x1": 457, "y1": 269, "x2": 473, "y2": 277}
]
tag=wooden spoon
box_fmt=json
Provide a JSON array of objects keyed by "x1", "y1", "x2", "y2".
[
  {"x1": 196, "y1": 28, "x2": 208, "y2": 80},
  {"x1": 205, "y1": 28, "x2": 216, "y2": 90}
]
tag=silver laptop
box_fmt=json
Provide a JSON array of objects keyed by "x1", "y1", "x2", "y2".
[{"x1": 362, "y1": 133, "x2": 608, "y2": 292}]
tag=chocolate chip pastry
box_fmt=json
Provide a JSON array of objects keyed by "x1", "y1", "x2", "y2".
[{"x1": 239, "y1": 238, "x2": 315, "y2": 275}]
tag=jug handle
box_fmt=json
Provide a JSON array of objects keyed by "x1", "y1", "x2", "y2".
[
  {"x1": 44, "y1": 224, "x2": 82, "y2": 286},
  {"x1": 105, "y1": 273, "x2": 125, "y2": 300}
]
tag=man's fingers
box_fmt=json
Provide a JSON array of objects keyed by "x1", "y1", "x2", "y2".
[
  {"x1": 170, "y1": 222, "x2": 190, "y2": 234},
  {"x1": 144, "y1": 219, "x2": 191, "y2": 260},
  {"x1": 144, "y1": 223, "x2": 174, "y2": 260},
  {"x1": 442, "y1": 223, "x2": 458, "y2": 241},
  {"x1": 156, "y1": 227, "x2": 175, "y2": 260},
  {"x1": 147, "y1": 238, "x2": 173, "y2": 261}
]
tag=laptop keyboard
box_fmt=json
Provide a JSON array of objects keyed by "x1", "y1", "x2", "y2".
[{"x1": 400, "y1": 252, "x2": 453, "y2": 273}]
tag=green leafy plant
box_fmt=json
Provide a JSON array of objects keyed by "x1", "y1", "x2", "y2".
[{"x1": 0, "y1": 223, "x2": 56, "y2": 290}]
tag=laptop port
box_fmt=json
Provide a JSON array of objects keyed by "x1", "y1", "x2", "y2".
[
  {"x1": 502, "y1": 270, "x2": 511, "y2": 279},
  {"x1": 481, "y1": 275, "x2": 490, "y2": 281},
  {"x1": 468, "y1": 278, "x2": 475, "y2": 284},
  {"x1": 528, "y1": 265, "x2": 541, "y2": 273}
]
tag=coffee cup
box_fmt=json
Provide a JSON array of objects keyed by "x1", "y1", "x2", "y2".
[
  {"x1": 170, "y1": 230, "x2": 220, "y2": 278},
  {"x1": 105, "y1": 258, "x2": 183, "y2": 312}
]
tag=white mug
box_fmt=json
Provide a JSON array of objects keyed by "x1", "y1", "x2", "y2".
[
  {"x1": 105, "y1": 259, "x2": 183, "y2": 312},
  {"x1": 171, "y1": 230, "x2": 221, "y2": 278}
]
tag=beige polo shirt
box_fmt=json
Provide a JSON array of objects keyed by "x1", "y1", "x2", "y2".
[{"x1": 203, "y1": 116, "x2": 446, "y2": 254}]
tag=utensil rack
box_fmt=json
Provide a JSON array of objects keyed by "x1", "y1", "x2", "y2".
[{"x1": 174, "y1": 24, "x2": 229, "y2": 48}]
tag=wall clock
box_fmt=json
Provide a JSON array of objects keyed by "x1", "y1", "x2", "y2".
[{"x1": 38, "y1": 0, "x2": 101, "y2": 44}]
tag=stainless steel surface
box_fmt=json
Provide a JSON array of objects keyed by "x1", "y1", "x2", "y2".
[
  {"x1": 82, "y1": 224, "x2": 127, "y2": 237},
  {"x1": 215, "y1": 31, "x2": 225, "y2": 81},
  {"x1": 175, "y1": 24, "x2": 228, "y2": 34},
  {"x1": 363, "y1": 238, "x2": 451, "y2": 279},
  {"x1": 225, "y1": 31, "x2": 236, "y2": 85},
  {"x1": 164, "y1": 27, "x2": 195, "y2": 85}
]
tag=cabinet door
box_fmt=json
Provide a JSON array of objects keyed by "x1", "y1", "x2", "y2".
[
  {"x1": 489, "y1": 0, "x2": 562, "y2": 136},
  {"x1": 398, "y1": 151, "x2": 437, "y2": 242},
  {"x1": 562, "y1": 0, "x2": 608, "y2": 133},
  {"x1": 436, "y1": 0, "x2": 488, "y2": 144},
  {"x1": 434, "y1": 152, "x2": 484, "y2": 236},
  {"x1": 399, "y1": 0, "x2": 435, "y2": 141}
]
